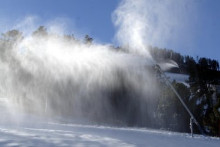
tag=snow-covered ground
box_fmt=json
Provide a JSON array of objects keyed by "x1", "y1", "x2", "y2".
[
  {"x1": 165, "y1": 72, "x2": 189, "y2": 82},
  {"x1": 165, "y1": 72, "x2": 190, "y2": 87},
  {"x1": 0, "y1": 120, "x2": 220, "y2": 147}
]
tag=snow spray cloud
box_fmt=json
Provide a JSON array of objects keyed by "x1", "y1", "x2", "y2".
[
  {"x1": 113, "y1": 0, "x2": 197, "y2": 57},
  {"x1": 0, "y1": 0, "x2": 196, "y2": 126},
  {"x1": 113, "y1": 0, "x2": 200, "y2": 131},
  {"x1": 0, "y1": 24, "x2": 158, "y2": 126},
  {"x1": 112, "y1": 0, "x2": 151, "y2": 57}
]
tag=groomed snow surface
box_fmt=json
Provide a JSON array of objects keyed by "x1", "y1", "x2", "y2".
[
  {"x1": 0, "y1": 121, "x2": 220, "y2": 147},
  {"x1": 0, "y1": 98, "x2": 220, "y2": 147}
]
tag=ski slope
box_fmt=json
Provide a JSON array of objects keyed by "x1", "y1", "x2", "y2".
[
  {"x1": 0, "y1": 120, "x2": 220, "y2": 147},
  {"x1": 165, "y1": 72, "x2": 190, "y2": 87},
  {"x1": 165, "y1": 72, "x2": 189, "y2": 83}
]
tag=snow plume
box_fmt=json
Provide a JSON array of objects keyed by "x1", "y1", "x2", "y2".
[
  {"x1": 0, "y1": 24, "x2": 158, "y2": 126},
  {"x1": 0, "y1": 0, "x2": 195, "y2": 128},
  {"x1": 112, "y1": 0, "x2": 150, "y2": 57},
  {"x1": 113, "y1": 0, "x2": 197, "y2": 57}
]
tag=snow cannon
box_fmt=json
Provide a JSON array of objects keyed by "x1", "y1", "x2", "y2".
[{"x1": 154, "y1": 64, "x2": 205, "y2": 136}]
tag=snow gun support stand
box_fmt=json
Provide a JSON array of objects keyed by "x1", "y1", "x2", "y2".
[{"x1": 154, "y1": 64, "x2": 205, "y2": 137}]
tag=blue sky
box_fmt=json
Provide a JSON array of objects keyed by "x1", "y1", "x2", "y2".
[
  {"x1": 0, "y1": 0, "x2": 118, "y2": 42},
  {"x1": 0, "y1": 0, "x2": 219, "y2": 61}
]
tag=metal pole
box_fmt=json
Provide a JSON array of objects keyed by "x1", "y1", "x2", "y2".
[
  {"x1": 155, "y1": 65, "x2": 205, "y2": 135},
  {"x1": 190, "y1": 117, "x2": 194, "y2": 137}
]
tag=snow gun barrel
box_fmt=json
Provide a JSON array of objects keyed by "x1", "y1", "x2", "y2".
[{"x1": 154, "y1": 64, "x2": 205, "y2": 135}]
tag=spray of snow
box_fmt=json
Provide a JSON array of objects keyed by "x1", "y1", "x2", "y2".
[
  {"x1": 113, "y1": 0, "x2": 197, "y2": 55},
  {"x1": 0, "y1": 24, "x2": 158, "y2": 125},
  {"x1": 0, "y1": 0, "x2": 197, "y2": 127}
]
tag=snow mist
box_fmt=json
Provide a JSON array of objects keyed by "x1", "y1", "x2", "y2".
[
  {"x1": 0, "y1": 28, "x2": 158, "y2": 126},
  {"x1": 0, "y1": 0, "x2": 189, "y2": 127}
]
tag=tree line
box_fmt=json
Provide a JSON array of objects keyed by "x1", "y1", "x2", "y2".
[{"x1": 149, "y1": 46, "x2": 220, "y2": 136}]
